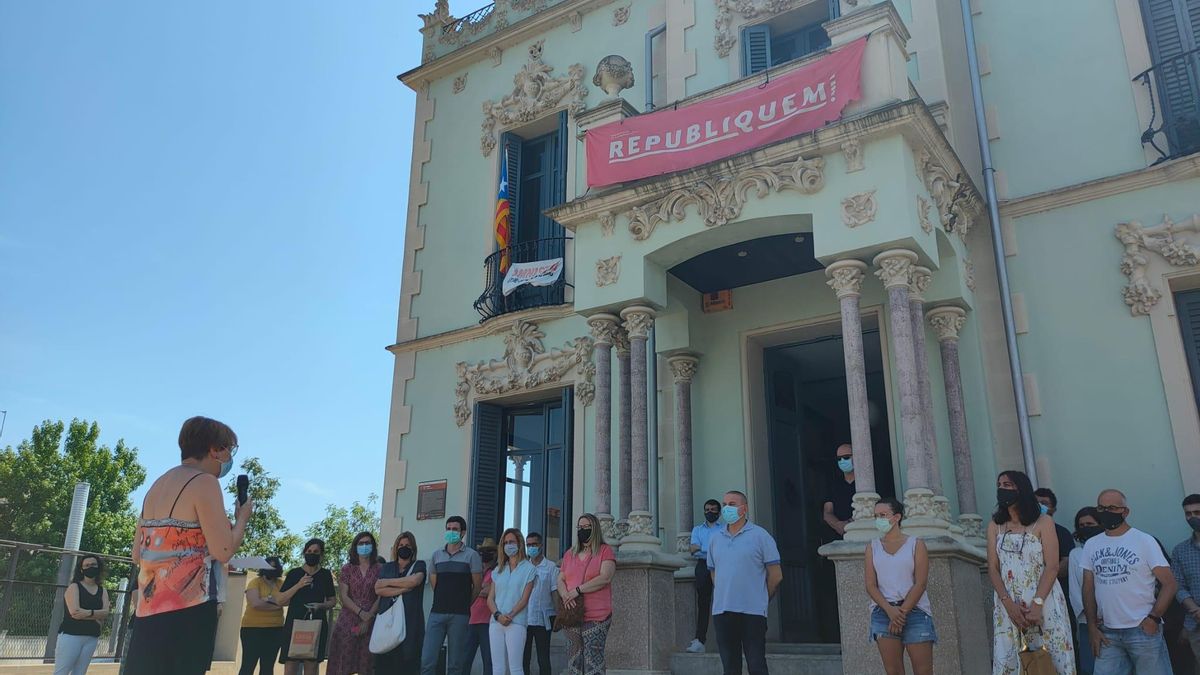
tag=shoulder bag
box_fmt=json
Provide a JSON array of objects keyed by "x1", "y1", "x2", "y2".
[{"x1": 370, "y1": 563, "x2": 412, "y2": 654}]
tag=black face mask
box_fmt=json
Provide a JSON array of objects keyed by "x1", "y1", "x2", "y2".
[
  {"x1": 1188, "y1": 518, "x2": 1200, "y2": 534},
  {"x1": 481, "y1": 551, "x2": 496, "y2": 564},
  {"x1": 1076, "y1": 525, "x2": 1104, "y2": 543},
  {"x1": 1097, "y1": 510, "x2": 1126, "y2": 531},
  {"x1": 304, "y1": 553, "x2": 322, "y2": 567},
  {"x1": 397, "y1": 546, "x2": 414, "y2": 560},
  {"x1": 577, "y1": 528, "x2": 592, "y2": 545},
  {"x1": 261, "y1": 568, "x2": 282, "y2": 580},
  {"x1": 704, "y1": 511, "x2": 720, "y2": 523},
  {"x1": 81, "y1": 567, "x2": 99, "y2": 579},
  {"x1": 997, "y1": 488, "x2": 1019, "y2": 508}
]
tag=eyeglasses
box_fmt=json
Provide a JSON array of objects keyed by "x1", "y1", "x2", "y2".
[
  {"x1": 1095, "y1": 505, "x2": 1126, "y2": 513},
  {"x1": 224, "y1": 445, "x2": 239, "y2": 458},
  {"x1": 998, "y1": 530, "x2": 1029, "y2": 554}
]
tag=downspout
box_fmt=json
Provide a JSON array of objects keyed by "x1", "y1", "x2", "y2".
[
  {"x1": 958, "y1": 0, "x2": 1039, "y2": 485},
  {"x1": 648, "y1": 325, "x2": 660, "y2": 541}
]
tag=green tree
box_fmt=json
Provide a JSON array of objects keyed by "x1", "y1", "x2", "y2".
[
  {"x1": 223, "y1": 457, "x2": 303, "y2": 569},
  {"x1": 0, "y1": 419, "x2": 147, "y2": 581},
  {"x1": 303, "y1": 494, "x2": 381, "y2": 569}
]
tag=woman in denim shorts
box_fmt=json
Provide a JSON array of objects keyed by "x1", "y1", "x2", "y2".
[{"x1": 864, "y1": 498, "x2": 936, "y2": 675}]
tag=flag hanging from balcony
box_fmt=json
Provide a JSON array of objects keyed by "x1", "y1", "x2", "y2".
[{"x1": 494, "y1": 155, "x2": 512, "y2": 272}]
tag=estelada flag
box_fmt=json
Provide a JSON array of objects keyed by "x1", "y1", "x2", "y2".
[{"x1": 495, "y1": 156, "x2": 512, "y2": 272}]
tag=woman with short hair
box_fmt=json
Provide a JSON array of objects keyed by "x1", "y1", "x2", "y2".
[
  {"x1": 54, "y1": 554, "x2": 110, "y2": 675},
  {"x1": 557, "y1": 513, "x2": 617, "y2": 675}
]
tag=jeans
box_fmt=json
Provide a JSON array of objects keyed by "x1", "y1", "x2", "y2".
[
  {"x1": 54, "y1": 634, "x2": 99, "y2": 675},
  {"x1": 522, "y1": 624, "x2": 552, "y2": 674},
  {"x1": 488, "y1": 621, "x2": 527, "y2": 675},
  {"x1": 713, "y1": 612, "x2": 768, "y2": 675},
  {"x1": 1093, "y1": 625, "x2": 1173, "y2": 675},
  {"x1": 1077, "y1": 623, "x2": 1094, "y2": 675},
  {"x1": 463, "y1": 622, "x2": 492, "y2": 675},
  {"x1": 239, "y1": 627, "x2": 282, "y2": 675},
  {"x1": 421, "y1": 613, "x2": 470, "y2": 675},
  {"x1": 694, "y1": 559, "x2": 713, "y2": 643}
]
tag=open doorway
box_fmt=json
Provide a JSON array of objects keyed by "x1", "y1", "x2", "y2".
[{"x1": 763, "y1": 329, "x2": 895, "y2": 643}]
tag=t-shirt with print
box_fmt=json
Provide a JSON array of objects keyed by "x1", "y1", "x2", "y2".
[
  {"x1": 1081, "y1": 527, "x2": 1169, "y2": 629},
  {"x1": 430, "y1": 545, "x2": 483, "y2": 615}
]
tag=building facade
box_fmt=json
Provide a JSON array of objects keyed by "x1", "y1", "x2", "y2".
[{"x1": 384, "y1": 0, "x2": 1200, "y2": 671}]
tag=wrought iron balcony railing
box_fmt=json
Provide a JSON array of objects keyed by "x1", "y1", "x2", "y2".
[
  {"x1": 1134, "y1": 47, "x2": 1200, "y2": 163},
  {"x1": 473, "y1": 237, "x2": 572, "y2": 322}
]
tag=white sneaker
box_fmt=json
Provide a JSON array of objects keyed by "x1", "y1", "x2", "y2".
[{"x1": 685, "y1": 639, "x2": 705, "y2": 653}]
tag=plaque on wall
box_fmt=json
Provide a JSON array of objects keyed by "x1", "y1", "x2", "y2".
[
  {"x1": 416, "y1": 480, "x2": 448, "y2": 521},
  {"x1": 703, "y1": 290, "x2": 733, "y2": 313}
]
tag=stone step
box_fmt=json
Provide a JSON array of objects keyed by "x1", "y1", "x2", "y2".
[{"x1": 670, "y1": 645, "x2": 843, "y2": 675}]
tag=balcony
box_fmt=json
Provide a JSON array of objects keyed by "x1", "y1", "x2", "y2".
[
  {"x1": 419, "y1": 0, "x2": 574, "y2": 64},
  {"x1": 474, "y1": 237, "x2": 572, "y2": 322},
  {"x1": 1135, "y1": 47, "x2": 1200, "y2": 163}
]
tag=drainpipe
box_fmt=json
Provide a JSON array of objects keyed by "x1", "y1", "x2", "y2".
[
  {"x1": 958, "y1": 0, "x2": 1039, "y2": 486},
  {"x1": 648, "y1": 326, "x2": 660, "y2": 540}
]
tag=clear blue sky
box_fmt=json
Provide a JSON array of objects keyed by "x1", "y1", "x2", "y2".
[{"x1": 0, "y1": 3, "x2": 422, "y2": 534}]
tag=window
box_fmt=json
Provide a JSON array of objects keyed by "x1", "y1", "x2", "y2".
[
  {"x1": 1139, "y1": 0, "x2": 1200, "y2": 157},
  {"x1": 646, "y1": 23, "x2": 667, "y2": 110},
  {"x1": 1177, "y1": 288, "x2": 1200, "y2": 416},
  {"x1": 741, "y1": 1, "x2": 838, "y2": 77}
]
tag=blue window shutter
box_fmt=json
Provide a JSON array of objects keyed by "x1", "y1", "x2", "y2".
[
  {"x1": 1177, "y1": 290, "x2": 1200, "y2": 418},
  {"x1": 827, "y1": 0, "x2": 841, "y2": 20},
  {"x1": 1140, "y1": 0, "x2": 1200, "y2": 150},
  {"x1": 469, "y1": 402, "x2": 504, "y2": 549},
  {"x1": 553, "y1": 110, "x2": 568, "y2": 208},
  {"x1": 501, "y1": 131, "x2": 522, "y2": 247},
  {"x1": 742, "y1": 24, "x2": 772, "y2": 76}
]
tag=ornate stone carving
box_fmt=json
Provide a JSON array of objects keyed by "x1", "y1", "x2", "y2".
[
  {"x1": 851, "y1": 492, "x2": 880, "y2": 522},
  {"x1": 454, "y1": 319, "x2": 595, "y2": 426},
  {"x1": 593, "y1": 55, "x2": 635, "y2": 98},
  {"x1": 480, "y1": 40, "x2": 588, "y2": 156},
  {"x1": 914, "y1": 149, "x2": 978, "y2": 236},
  {"x1": 927, "y1": 306, "x2": 967, "y2": 342},
  {"x1": 902, "y1": 488, "x2": 938, "y2": 519},
  {"x1": 841, "y1": 190, "x2": 878, "y2": 228},
  {"x1": 714, "y1": 0, "x2": 810, "y2": 58},
  {"x1": 963, "y1": 257, "x2": 976, "y2": 291},
  {"x1": 613, "y1": 4, "x2": 631, "y2": 26},
  {"x1": 419, "y1": 0, "x2": 451, "y2": 30},
  {"x1": 625, "y1": 511, "x2": 655, "y2": 537},
  {"x1": 567, "y1": 10, "x2": 583, "y2": 31},
  {"x1": 842, "y1": 139, "x2": 864, "y2": 173},
  {"x1": 595, "y1": 255, "x2": 621, "y2": 287},
  {"x1": 918, "y1": 195, "x2": 933, "y2": 234},
  {"x1": 487, "y1": 45, "x2": 503, "y2": 66},
  {"x1": 873, "y1": 249, "x2": 918, "y2": 289},
  {"x1": 452, "y1": 73, "x2": 468, "y2": 94},
  {"x1": 908, "y1": 266, "x2": 932, "y2": 301},
  {"x1": 587, "y1": 313, "x2": 622, "y2": 346},
  {"x1": 825, "y1": 259, "x2": 868, "y2": 298},
  {"x1": 625, "y1": 155, "x2": 825, "y2": 240},
  {"x1": 621, "y1": 306, "x2": 655, "y2": 340},
  {"x1": 958, "y1": 513, "x2": 984, "y2": 540},
  {"x1": 1115, "y1": 215, "x2": 1200, "y2": 316},
  {"x1": 599, "y1": 211, "x2": 616, "y2": 237},
  {"x1": 669, "y1": 355, "x2": 699, "y2": 383},
  {"x1": 676, "y1": 533, "x2": 691, "y2": 554}
]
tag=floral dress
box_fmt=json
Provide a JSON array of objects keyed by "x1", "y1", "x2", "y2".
[
  {"x1": 992, "y1": 528, "x2": 1075, "y2": 675},
  {"x1": 327, "y1": 562, "x2": 381, "y2": 675}
]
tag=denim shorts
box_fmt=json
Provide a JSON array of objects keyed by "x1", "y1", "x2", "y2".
[{"x1": 869, "y1": 606, "x2": 938, "y2": 645}]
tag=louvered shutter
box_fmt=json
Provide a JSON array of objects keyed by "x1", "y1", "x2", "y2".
[
  {"x1": 501, "y1": 131, "x2": 523, "y2": 247},
  {"x1": 742, "y1": 24, "x2": 773, "y2": 77},
  {"x1": 559, "y1": 387, "x2": 574, "y2": 548},
  {"x1": 1177, "y1": 290, "x2": 1200, "y2": 418},
  {"x1": 469, "y1": 402, "x2": 504, "y2": 549},
  {"x1": 1140, "y1": 0, "x2": 1200, "y2": 152}
]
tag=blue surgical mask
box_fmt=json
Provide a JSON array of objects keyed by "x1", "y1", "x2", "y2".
[
  {"x1": 837, "y1": 458, "x2": 854, "y2": 473},
  {"x1": 218, "y1": 459, "x2": 233, "y2": 479},
  {"x1": 721, "y1": 505, "x2": 741, "y2": 524},
  {"x1": 874, "y1": 518, "x2": 894, "y2": 534},
  {"x1": 503, "y1": 543, "x2": 519, "y2": 557},
  {"x1": 356, "y1": 544, "x2": 373, "y2": 557},
  {"x1": 527, "y1": 546, "x2": 540, "y2": 558},
  {"x1": 444, "y1": 530, "x2": 462, "y2": 545},
  {"x1": 1039, "y1": 503, "x2": 1050, "y2": 516}
]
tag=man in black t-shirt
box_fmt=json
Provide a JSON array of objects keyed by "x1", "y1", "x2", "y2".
[{"x1": 822, "y1": 444, "x2": 857, "y2": 540}]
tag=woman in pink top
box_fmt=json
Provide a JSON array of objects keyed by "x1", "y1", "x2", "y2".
[
  {"x1": 464, "y1": 538, "x2": 497, "y2": 675},
  {"x1": 557, "y1": 513, "x2": 616, "y2": 675}
]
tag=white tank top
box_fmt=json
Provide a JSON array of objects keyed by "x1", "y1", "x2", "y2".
[{"x1": 870, "y1": 536, "x2": 932, "y2": 615}]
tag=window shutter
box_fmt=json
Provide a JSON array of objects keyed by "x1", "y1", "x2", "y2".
[
  {"x1": 742, "y1": 24, "x2": 773, "y2": 77},
  {"x1": 553, "y1": 110, "x2": 568, "y2": 208},
  {"x1": 469, "y1": 402, "x2": 504, "y2": 549},
  {"x1": 1140, "y1": 0, "x2": 1200, "y2": 147},
  {"x1": 559, "y1": 387, "x2": 574, "y2": 546},
  {"x1": 1177, "y1": 290, "x2": 1200, "y2": 416},
  {"x1": 501, "y1": 131, "x2": 522, "y2": 248}
]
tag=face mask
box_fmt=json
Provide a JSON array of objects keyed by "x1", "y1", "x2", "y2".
[
  {"x1": 527, "y1": 546, "x2": 540, "y2": 558},
  {"x1": 481, "y1": 550, "x2": 497, "y2": 563},
  {"x1": 396, "y1": 546, "x2": 413, "y2": 560},
  {"x1": 304, "y1": 553, "x2": 321, "y2": 566},
  {"x1": 874, "y1": 518, "x2": 894, "y2": 534},
  {"x1": 218, "y1": 459, "x2": 233, "y2": 479},
  {"x1": 1039, "y1": 503, "x2": 1050, "y2": 516},
  {"x1": 704, "y1": 511, "x2": 720, "y2": 524},
  {"x1": 356, "y1": 544, "x2": 373, "y2": 557},
  {"x1": 721, "y1": 505, "x2": 741, "y2": 524},
  {"x1": 262, "y1": 568, "x2": 282, "y2": 580},
  {"x1": 444, "y1": 530, "x2": 462, "y2": 545},
  {"x1": 837, "y1": 458, "x2": 854, "y2": 473},
  {"x1": 996, "y1": 488, "x2": 1019, "y2": 508},
  {"x1": 1076, "y1": 525, "x2": 1104, "y2": 543},
  {"x1": 82, "y1": 567, "x2": 99, "y2": 579},
  {"x1": 1097, "y1": 510, "x2": 1126, "y2": 531},
  {"x1": 503, "y1": 543, "x2": 519, "y2": 557},
  {"x1": 1189, "y1": 518, "x2": 1200, "y2": 534},
  {"x1": 577, "y1": 528, "x2": 592, "y2": 545}
]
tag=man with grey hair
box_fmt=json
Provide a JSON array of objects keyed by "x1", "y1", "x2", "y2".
[{"x1": 1082, "y1": 488, "x2": 1177, "y2": 674}]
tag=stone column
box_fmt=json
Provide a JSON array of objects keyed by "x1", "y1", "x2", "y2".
[
  {"x1": 908, "y1": 267, "x2": 952, "y2": 527},
  {"x1": 669, "y1": 354, "x2": 699, "y2": 555},
  {"x1": 873, "y1": 250, "x2": 944, "y2": 536},
  {"x1": 588, "y1": 314, "x2": 621, "y2": 537},
  {"x1": 620, "y1": 305, "x2": 659, "y2": 549},
  {"x1": 617, "y1": 333, "x2": 633, "y2": 522},
  {"x1": 826, "y1": 260, "x2": 880, "y2": 541},
  {"x1": 928, "y1": 306, "x2": 984, "y2": 541}
]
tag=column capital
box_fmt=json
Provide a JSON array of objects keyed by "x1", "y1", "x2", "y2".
[
  {"x1": 927, "y1": 305, "x2": 967, "y2": 342},
  {"x1": 614, "y1": 329, "x2": 631, "y2": 355},
  {"x1": 586, "y1": 313, "x2": 622, "y2": 346},
  {"x1": 667, "y1": 354, "x2": 699, "y2": 383},
  {"x1": 872, "y1": 249, "x2": 919, "y2": 289},
  {"x1": 908, "y1": 266, "x2": 933, "y2": 302},
  {"x1": 825, "y1": 259, "x2": 869, "y2": 298},
  {"x1": 619, "y1": 305, "x2": 656, "y2": 340}
]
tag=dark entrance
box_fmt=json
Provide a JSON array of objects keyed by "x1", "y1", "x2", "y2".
[{"x1": 764, "y1": 330, "x2": 895, "y2": 643}]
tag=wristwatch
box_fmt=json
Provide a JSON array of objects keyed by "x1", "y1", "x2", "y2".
[
  {"x1": 1148, "y1": 613, "x2": 1163, "y2": 624},
  {"x1": 1032, "y1": 597, "x2": 1044, "y2": 607},
  {"x1": 493, "y1": 611, "x2": 502, "y2": 620}
]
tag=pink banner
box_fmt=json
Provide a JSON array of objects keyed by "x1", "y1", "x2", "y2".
[{"x1": 585, "y1": 38, "x2": 868, "y2": 188}]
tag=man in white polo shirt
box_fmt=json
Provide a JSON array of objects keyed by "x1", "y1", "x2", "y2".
[
  {"x1": 707, "y1": 490, "x2": 782, "y2": 675},
  {"x1": 1083, "y1": 488, "x2": 1177, "y2": 675}
]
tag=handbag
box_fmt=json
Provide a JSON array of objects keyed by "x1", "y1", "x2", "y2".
[
  {"x1": 369, "y1": 602, "x2": 407, "y2": 654},
  {"x1": 554, "y1": 551, "x2": 597, "y2": 630},
  {"x1": 1017, "y1": 627, "x2": 1056, "y2": 675},
  {"x1": 288, "y1": 608, "x2": 323, "y2": 660}
]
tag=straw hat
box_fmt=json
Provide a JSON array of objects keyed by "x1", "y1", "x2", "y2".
[{"x1": 478, "y1": 537, "x2": 498, "y2": 551}]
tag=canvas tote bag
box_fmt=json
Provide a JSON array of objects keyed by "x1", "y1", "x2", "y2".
[
  {"x1": 370, "y1": 563, "x2": 413, "y2": 654},
  {"x1": 288, "y1": 607, "x2": 323, "y2": 660}
]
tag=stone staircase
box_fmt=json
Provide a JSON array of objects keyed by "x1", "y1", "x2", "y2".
[{"x1": 670, "y1": 643, "x2": 843, "y2": 675}]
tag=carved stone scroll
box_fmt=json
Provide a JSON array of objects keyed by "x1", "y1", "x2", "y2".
[{"x1": 481, "y1": 40, "x2": 588, "y2": 156}]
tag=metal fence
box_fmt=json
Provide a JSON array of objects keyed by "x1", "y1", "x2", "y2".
[{"x1": 0, "y1": 539, "x2": 135, "y2": 662}]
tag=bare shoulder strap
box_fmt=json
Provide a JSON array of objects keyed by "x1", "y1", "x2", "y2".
[{"x1": 169, "y1": 472, "x2": 207, "y2": 519}]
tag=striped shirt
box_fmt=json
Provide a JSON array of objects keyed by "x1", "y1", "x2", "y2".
[
  {"x1": 430, "y1": 545, "x2": 482, "y2": 615},
  {"x1": 1172, "y1": 535, "x2": 1200, "y2": 630}
]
